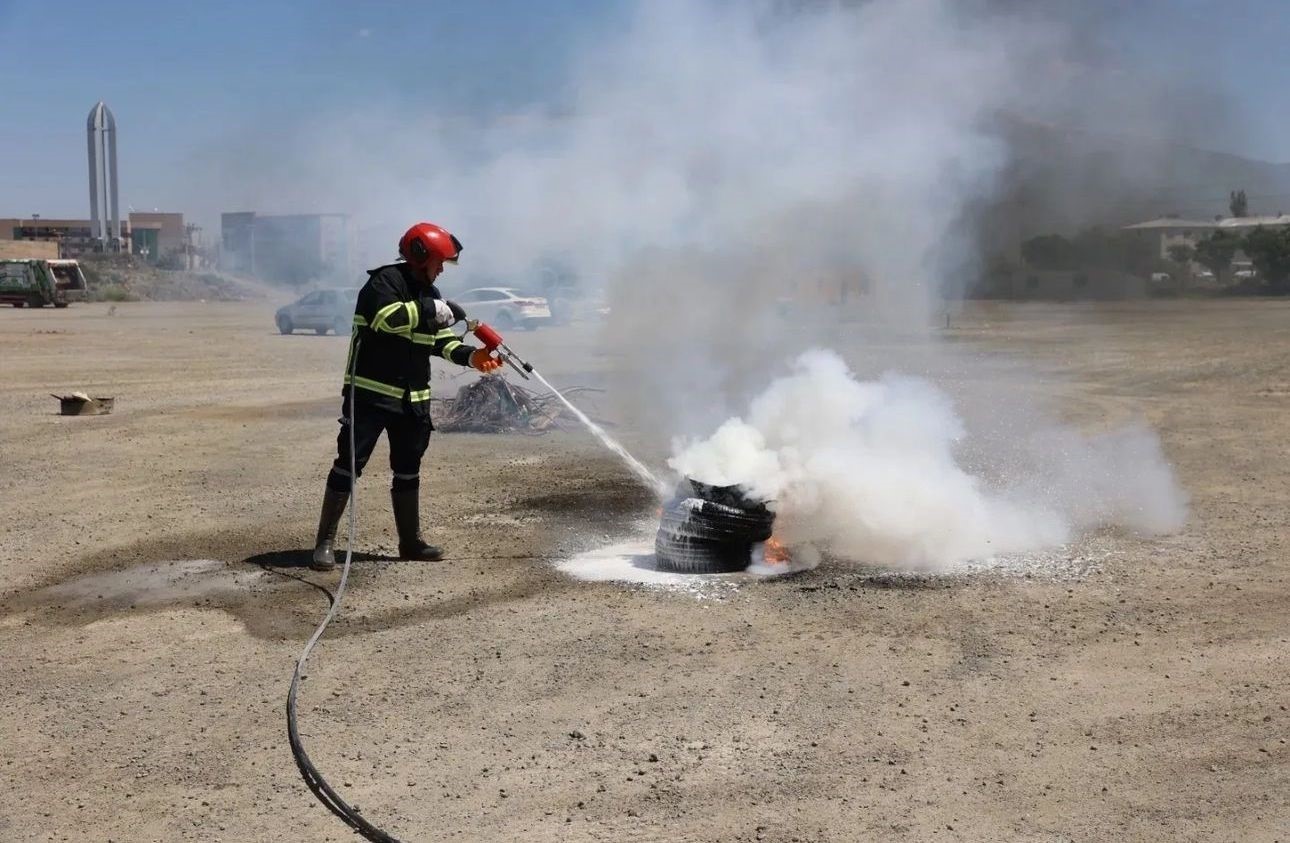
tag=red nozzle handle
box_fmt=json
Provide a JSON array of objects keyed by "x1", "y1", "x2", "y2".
[{"x1": 473, "y1": 322, "x2": 503, "y2": 350}]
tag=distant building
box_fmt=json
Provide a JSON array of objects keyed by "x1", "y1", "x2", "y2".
[
  {"x1": 128, "y1": 212, "x2": 187, "y2": 264},
  {"x1": 220, "y1": 212, "x2": 352, "y2": 284},
  {"x1": 220, "y1": 212, "x2": 257, "y2": 275},
  {"x1": 1123, "y1": 213, "x2": 1290, "y2": 259},
  {"x1": 0, "y1": 217, "x2": 134, "y2": 258},
  {"x1": 1, "y1": 213, "x2": 190, "y2": 263},
  {"x1": 1215, "y1": 213, "x2": 1290, "y2": 233},
  {"x1": 1121, "y1": 217, "x2": 1217, "y2": 260},
  {"x1": 0, "y1": 240, "x2": 59, "y2": 260}
]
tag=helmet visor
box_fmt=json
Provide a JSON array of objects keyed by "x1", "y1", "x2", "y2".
[{"x1": 445, "y1": 233, "x2": 463, "y2": 264}]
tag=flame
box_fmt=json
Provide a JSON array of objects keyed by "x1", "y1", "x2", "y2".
[{"x1": 763, "y1": 535, "x2": 791, "y2": 564}]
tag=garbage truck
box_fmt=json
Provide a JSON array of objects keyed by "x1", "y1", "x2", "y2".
[{"x1": 0, "y1": 259, "x2": 89, "y2": 308}]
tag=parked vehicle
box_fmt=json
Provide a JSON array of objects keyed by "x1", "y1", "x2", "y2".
[
  {"x1": 275, "y1": 288, "x2": 359, "y2": 335},
  {"x1": 0, "y1": 259, "x2": 89, "y2": 308},
  {"x1": 455, "y1": 287, "x2": 551, "y2": 330}
]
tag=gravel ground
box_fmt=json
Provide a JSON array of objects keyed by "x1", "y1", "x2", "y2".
[{"x1": 1, "y1": 299, "x2": 1287, "y2": 842}]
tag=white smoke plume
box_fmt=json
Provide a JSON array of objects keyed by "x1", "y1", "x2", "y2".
[
  {"x1": 670, "y1": 350, "x2": 1187, "y2": 570},
  {"x1": 172, "y1": 0, "x2": 1193, "y2": 565}
]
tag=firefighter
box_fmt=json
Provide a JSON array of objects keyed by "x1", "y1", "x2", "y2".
[{"x1": 310, "y1": 222, "x2": 502, "y2": 571}]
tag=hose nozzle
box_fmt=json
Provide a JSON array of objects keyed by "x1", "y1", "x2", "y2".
[{"x1": 466, "y1": 320, "x2": 533, "y2": 380}]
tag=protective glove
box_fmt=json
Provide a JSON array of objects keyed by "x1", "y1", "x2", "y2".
[
  {"x1": 427, "y1": 298, "x2": 459, "y2": 329},
  {"x1": 470, "y1": 348, "x2": 504, "y2": 373}
]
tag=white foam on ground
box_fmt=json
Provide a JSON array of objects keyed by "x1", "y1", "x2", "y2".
[
  {"x1": 555, "y1": 528, "x2": 809, "y2": 595},
  {"x1": 556, "y1": 538, "x2": 704, "y2": 587},
  {"x1": 557, "y1": 531, "x2": 1116, "y2": 592}
]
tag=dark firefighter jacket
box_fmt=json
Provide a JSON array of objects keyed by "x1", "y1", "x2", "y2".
[{"x1": 342, "y1": 262, "x2": 476, "y2": 418}]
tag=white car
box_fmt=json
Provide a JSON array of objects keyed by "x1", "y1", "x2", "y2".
[{"x1": 455, "y1": 287, "x2": 551, "y2": 330}]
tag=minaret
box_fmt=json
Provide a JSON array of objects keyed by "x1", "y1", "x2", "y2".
[{"x1": 87, "y1": 101, "x2": 121, "y2": 251}]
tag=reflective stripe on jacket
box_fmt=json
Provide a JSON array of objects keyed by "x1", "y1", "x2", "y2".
[{"x1": 342, "y1": 263, "x2": 476, "y2": 416}]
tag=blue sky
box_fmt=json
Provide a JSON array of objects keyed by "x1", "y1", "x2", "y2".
[
  {"x1": 0, "y1": 0, "x2": 630, "y2": 219},
  {"x1": 1, "y1": 0, "x2": 1288, "y2": 222},
  {"x1": 1099, "y1": 1, "x2": 1290, "y2": 157}
]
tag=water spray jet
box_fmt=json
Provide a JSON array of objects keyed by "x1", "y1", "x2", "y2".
[{"x1": 467, "y1": 319, "x2": 667, "y2": 496}]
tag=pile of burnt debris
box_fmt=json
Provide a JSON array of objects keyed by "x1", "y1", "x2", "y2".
[
  {"x1": 434, "y1": 375, "x2": 603, "y2": 434},
  {"x1": 654, "y1": 478, "x2": 777, "y2": 574}
]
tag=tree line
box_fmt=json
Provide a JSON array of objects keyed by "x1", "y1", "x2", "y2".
[
  {"x1": 1020, "y1": 225, "x2": 1290, "y2": 295},
  {"x1": 1167, "y1": 227, "x2": 1290, "y2": 294}
]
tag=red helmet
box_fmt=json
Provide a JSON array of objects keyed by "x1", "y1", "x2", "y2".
[{"x1": 398, "y1": 222, "x2": 462, "y2": 267}]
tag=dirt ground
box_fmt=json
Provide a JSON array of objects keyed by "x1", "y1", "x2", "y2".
[{"x1": 1, "y1": 299, "x2": 1287, "y2": 842}]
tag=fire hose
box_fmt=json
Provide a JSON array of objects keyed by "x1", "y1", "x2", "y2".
[{"x1": 285, "y1": 317, "x2": 529, "y2": 842}]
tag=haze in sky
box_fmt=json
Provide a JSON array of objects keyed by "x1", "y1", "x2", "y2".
[{"x1": 1, "y1": 0, "x2": 1287, "y2": 227}]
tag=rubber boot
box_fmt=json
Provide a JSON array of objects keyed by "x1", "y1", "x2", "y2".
[
  {"x1": 310, "y1": 487, "x2": 350, "y2": 571},
  {"x1": 391, "y1": 488, "x2": 443, "y2": 561}
]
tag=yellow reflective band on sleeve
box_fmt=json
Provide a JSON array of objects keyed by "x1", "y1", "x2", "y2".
[
  {"x1": 352, "y1": 314, "x2": 368, "y2": 327},
  {"x1": 432, "y1": 329, "x2": 457, "y2": 340},
  {"x1": 407, "y1": 389, "x2": 431, "y2": 402},
  {"x1": 407, "y1": 300, "x2": 420, "y2": 329},
  {"x1": 439, "y1": 340, "x2": 463, "y2": 358},
  {"x1": 410, "y1": 332, "x2": 436, "y2": 345},
  {"x1": 371, "y1": 301, "x2": 401, "y2": 328},
  {"x1": 370, "y1": 303, "x2": 397, "y2": 332},
  {"x1": 371, "y1": 301, "x2": 414, "y2": 336},
  {"x1": 342, "y1": 373, "x2": 406, "y2": 399}
]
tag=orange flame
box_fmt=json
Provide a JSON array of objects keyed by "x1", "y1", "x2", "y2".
[{"x1": 763, "y1": 536, "x2": 791, "y2": 564}]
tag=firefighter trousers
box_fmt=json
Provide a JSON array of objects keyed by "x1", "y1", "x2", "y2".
[{"x1": 326, "y1": 403, "x2": 432, "y2": 494}]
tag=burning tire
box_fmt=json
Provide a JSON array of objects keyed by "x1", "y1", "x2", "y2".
[
  {"x1": 657, "y1": 501, "x2": 774, "y2": 542},
  {"x1": 654, "y1": 480, "x2": 775, "y2": 574}
]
